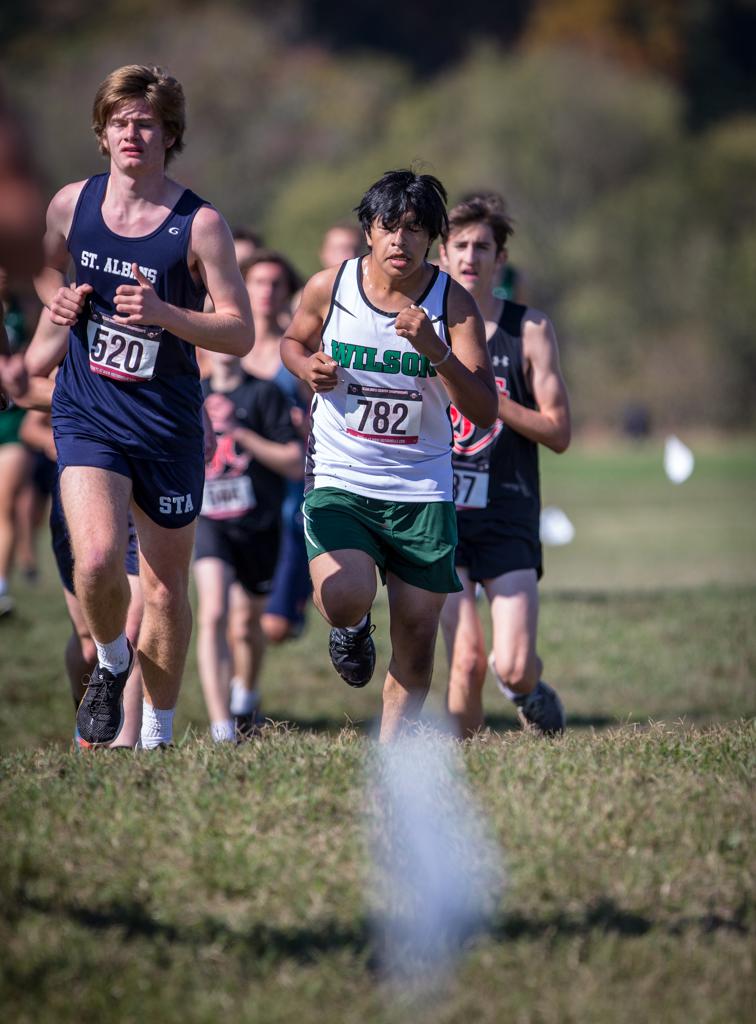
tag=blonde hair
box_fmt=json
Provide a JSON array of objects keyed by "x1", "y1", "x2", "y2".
[{"x1": 92, "y1": 65, "x2": 185, "y2": 164}]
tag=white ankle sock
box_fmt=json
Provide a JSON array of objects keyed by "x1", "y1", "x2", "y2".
[
  {"x1": 345, "y1": 614, "x2": 368, "y2": 634},
  {"x1": 211, "y1": 719, "x2": 236, "y2": 743},
  {"x1": 95, "y1": 633, "x2": 131, "y2": 674},
  {"x1": 140, "y1": 701, "x2": 174, "y2": 748},
  {"x1": 230, "y1": 680, "x2": 259, "y2": 716}
]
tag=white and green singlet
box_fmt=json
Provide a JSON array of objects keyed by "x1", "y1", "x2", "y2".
[{"x1": 306, "y1": 256, "x2": 454, "y2": 502}]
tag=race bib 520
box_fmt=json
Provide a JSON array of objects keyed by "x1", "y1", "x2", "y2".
[
  {"x1": 345, "y1": 383, "x2": 422, "y2": 445},
  {"x1": 87, "y1": 310, "x2": 161, "y2": 383}
]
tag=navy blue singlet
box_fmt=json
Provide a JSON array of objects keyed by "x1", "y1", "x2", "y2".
[{"x1": 53, "y1": 173, "x2": 208, "y2": 459}]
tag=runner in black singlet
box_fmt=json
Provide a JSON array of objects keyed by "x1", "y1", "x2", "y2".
[{"x1": 439, "y1": 193, "x2": 571, "y2": 737}]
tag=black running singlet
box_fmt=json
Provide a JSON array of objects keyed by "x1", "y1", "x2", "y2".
[{"x1": 450, "y1": 301, "x2": 540, "y2": 520}]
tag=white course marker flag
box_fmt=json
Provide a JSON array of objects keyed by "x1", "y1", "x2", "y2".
[
  {"x1": 664, "y1": 435, "x2": 695, "y2": 484},
  {"x1": 540, "y1": 505, "x2": 575, "y2": 546}
]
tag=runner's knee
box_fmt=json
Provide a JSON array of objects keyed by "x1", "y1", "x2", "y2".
[
  {"x1": 260, "y1": 613, "x2": 291, "y2": 644},
  {"x1": 315, "y1": 577, "x2": 373, "y2": 627},
  {"x1": 451, "y1": 636, "x2": 487, "y2": 685},
  {"x1": 73, "y1": 545, "x2": 124, "y2": 590},
  {"x1": 491, "y1": 648, "x2": 536, "y2": 690},
  {"x1": 143, "y1": 576, "x2": 191, "y2": 620}
]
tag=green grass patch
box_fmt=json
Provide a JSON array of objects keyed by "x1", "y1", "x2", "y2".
[{"x1": 1, "y1": 440, "x2": 754, "y2": 1020}]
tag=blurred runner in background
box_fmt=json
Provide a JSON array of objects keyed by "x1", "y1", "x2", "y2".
[{"x1": 439, "y1": 193, "x2": 570, "y2": 737}]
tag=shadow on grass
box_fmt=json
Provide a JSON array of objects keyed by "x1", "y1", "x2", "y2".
[
  {"x1": 258, "y1": 713, "x2": 378, "y2": 735},
  {"x1": 484, "y1": 713, "x2": 619, "y2": 731},
  {"x1": 15, "y1": 893, "x2": 748, "y2": 970},
  {"x1": 256, "y1": 712, "x2": 620, "y2": 734}
]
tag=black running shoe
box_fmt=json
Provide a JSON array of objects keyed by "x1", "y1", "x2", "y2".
[
  {"x1": 329, "y1": 615, "x2": 376, "y2": 688},
  {"x1": 513, "y1": 681, "x2": 566, "y2": 736},
  {"x1": 234, "y1": 709, "x2": 263, "y2": 740},
  {"x1": 76, "y1": 641, "x2": 134, "y2": 746}
]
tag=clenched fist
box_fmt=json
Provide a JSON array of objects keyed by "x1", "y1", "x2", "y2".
[
  {"x1": 306, "y1": 351, "x2": 339, "y2": 393},
  {"x1": 395, "y1": 304, "x2": 447, "y2": 362},
  {"x1": 50, "y1": 282, "x2": 92, "y2": 327},
  {"x1": 114, "y1": 263, "x2": 166, "y2": 326}
]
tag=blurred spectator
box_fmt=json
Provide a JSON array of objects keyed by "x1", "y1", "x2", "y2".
[
  {"x1": 622, "y1": 402, "x2": 652, "y2": 440},
  {"x1": 319, "y1": 223, "x2": 364, "y2": 268}
]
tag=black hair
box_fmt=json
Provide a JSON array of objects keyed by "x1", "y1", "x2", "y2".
[{"x1": 355, "y1": 169, "x2": 449, "y2": 244}]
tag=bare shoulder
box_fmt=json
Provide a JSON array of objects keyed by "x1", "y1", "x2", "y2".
[
  {"x1": 444, "y1": 276, "x2": 481, "y2": 326},
  {"x1": 299, "y1": 265, "x2": 341, "y2": 315},
  {"x1": 47, "y1": 180, "x2": 87, "y2": 229},
  {"x1": 522, "y1": 306, "x2": 558, "y2": 352},
  {"x1": 189, "y1": 204, "x2": 232, "y2": 248}
]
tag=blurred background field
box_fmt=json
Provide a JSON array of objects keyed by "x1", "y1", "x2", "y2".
[{"x1": 4, "y1": 0, "x2": 756, "y2": 433}]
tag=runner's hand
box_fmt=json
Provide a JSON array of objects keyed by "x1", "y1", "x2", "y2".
[
  {"x1": 49, "y1": 282, "x2": 92, "y2": 327},
  {"x1": 394, "y1": 304, "x2": 445, "y2": 360},
  {"x1": 113, "y1": 264, "x2": 166, "y2": 326},
  {"x1": 306, "y1": 351, "x2": 339, "y2": 393}
]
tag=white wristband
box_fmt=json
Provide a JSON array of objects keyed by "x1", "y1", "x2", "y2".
[{"x1": 430, "y1": 346, "x2": 452, "y2": 369}]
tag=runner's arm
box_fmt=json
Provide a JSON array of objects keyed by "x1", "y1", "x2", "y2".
[
  {"x1": 435, "y1": 281, "x2": 498, "y2": 428},
  {"x1": 19, "y1": 409, "x2": 56, "y2": 461},
  {"x1": 113, "y1": 207, "x2": 254, "y2": 356},
  {"x1": 281, "y1": 268, "x2": 340, "y2": 392},
  {"x1": 499, "y1": 309, "x2": 571, "y2": 453},
  {"x1": 13, "y1": 308, "x2": 67, "y2": 410},
  {"x1": 34, "y1": 182, "x2": 93, "y2": 323},
  {"x1": 232, "y1": 431, "x2": 303, "y2": 480}
]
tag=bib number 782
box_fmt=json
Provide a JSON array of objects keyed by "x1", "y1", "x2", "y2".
[{"x1": 345, "y1": 383, "x2": 422, "y2": 445}]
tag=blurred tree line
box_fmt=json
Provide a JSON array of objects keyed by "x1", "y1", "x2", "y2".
[{"x1": 2, "y1": 0, "x2": 755, "y2": 429}]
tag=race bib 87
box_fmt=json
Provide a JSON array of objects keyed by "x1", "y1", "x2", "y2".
[
  {"x1": 87, "y1": 309, "x2": 161, "y2": 383},
  {"x1": 453, "y1": 467, "x2": 489, "y2": 509},
  {"x1": 345, "y1": 383, "x2": 422, "y2": 445}
]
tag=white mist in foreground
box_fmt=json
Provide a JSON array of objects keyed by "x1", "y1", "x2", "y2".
[
  {"x1": 664, "y1": 435, "x2": 695, "y2": 484},
  {"x1": 366, "y1": 729, "x2": 505, "y2": 983}
]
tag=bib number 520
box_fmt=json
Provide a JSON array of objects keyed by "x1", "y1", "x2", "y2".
[{"x1": 86, "y1": 311, "x2": 161, "y2": 383}]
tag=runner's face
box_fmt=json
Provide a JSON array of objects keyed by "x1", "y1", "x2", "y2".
[
  {"x1": 103, "y1": 98, "x2": 172, "y2": 173},
  {"x1": 320, "y1": 227, "x2": 361, "y2": 268},
  {"x1": 246, "y1": 262, "x2": 291, "y2": 319},
  {"x1": 440, "y1": 223, "x2": 504, "y2": 297},
  {"x1": 367, "y1": 212, "x2": 430, "y2": 279}
]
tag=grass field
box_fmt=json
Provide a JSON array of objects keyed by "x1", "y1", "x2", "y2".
[{"x1": 1, "y1": 440, "x2": 754, "y2": 1022}]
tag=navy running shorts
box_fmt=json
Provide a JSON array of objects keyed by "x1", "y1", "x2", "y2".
[{"x1": 55, "y1": 434, "x2": 204, "y2": 529}]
